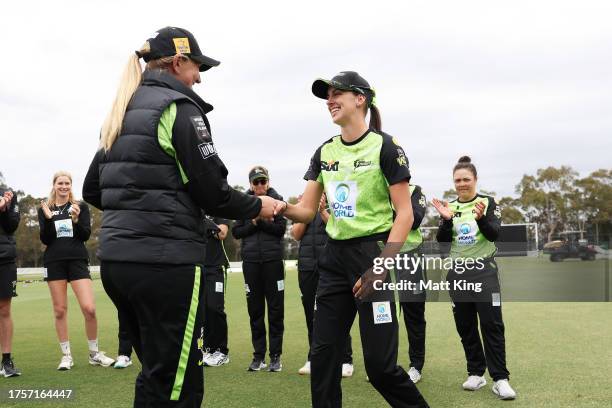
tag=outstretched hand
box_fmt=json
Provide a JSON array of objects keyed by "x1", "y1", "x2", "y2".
[
  {"x1": 0, "y1": 191, "x2": 13, "y2": 212},
  {"x1": 432, "y1": 198, "x2": 453, "y2": 220},
  {"x1": 474, "y1": 201, "x2": 486, "y2": 220},
  {"x1": 273, "y1": 199, "x2": 288, "y2": 217},
  {"x1": 257, "y1": 196, "x2": 278, "y2": 222},
  {"x1": 40, "y1": 200, "x2": 53, "y2": 219}
]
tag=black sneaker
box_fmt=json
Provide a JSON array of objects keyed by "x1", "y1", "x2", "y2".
[
  {"x1": 268, "y1": 355, "x2": 282, "y2": 372},
  {"x1": 247, "y1": 358, "x2": 266, "y2": 371},
  {"x1": 1, "y1": 359, "x2": 22, "y2": 377}
]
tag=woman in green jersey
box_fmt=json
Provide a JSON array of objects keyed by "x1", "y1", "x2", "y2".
[
  {"x1": 432, "y1": 155, "x2": 516, "y2": 400},
  {"x1": 278, "y1": 71, "x2": 428, "y2": 408}
]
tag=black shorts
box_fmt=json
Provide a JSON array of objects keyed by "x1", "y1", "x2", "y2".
[
  {"x1": 44, "y1": 260, "x2": 91, "y2": 282},
  {"x1": 0, "y1": 262, "x2": 17, "y2": 299}
]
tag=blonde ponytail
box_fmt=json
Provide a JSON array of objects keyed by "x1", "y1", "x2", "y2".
[{"x1": 100, "y1": 44, "x2": 148, "y2": 151}]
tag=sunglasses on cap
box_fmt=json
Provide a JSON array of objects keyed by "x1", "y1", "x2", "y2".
[{"x1": 252, "y1": 178, "x2": 268, "y2": 186}]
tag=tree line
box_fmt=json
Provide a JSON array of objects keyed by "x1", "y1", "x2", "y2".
[{"x1": 1, "y1": 166, "x2": 610, "y2": 267}]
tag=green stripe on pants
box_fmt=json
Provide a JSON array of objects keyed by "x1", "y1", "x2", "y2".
[{"x1": 171, "y1": 265, "x2": 201, "y2": 401}]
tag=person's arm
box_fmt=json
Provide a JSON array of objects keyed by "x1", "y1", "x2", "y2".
[
  {"x1": 73, "y1": 202, "x2": 91, "y2": 241},
  {"x1": 291, "y1": 223, "x2": 307, "y2": 241},
  {"x1": 476, "y1": 197, "x2": 501, "y2": 242},
  {"x1": 38, "y1": 208, "x2": 56, "y2": 245},
  {"x1": 411, "y1": 185, "x2": 426, "y2": 230},
  {"x1": 232, "y1": 219, "x2": 258, "y2": 239},
  {"x1": 83, "y1": 149, "x2": 103, "y2": 210},
  {"x1": 167, "y1": 102, "x2": 262, "y2": 219},
  {"x1": 353, "y1": 181, "x2": 413, "y2": 299},
  {"x1": 278, "y1": 146, "x2": 325, "y2": 223},
  {"x1": 353, "y1": 134, "x2": 414, "y2": 298},
  {"x1": 378, "y1": 133, "x2": 413, "y2": 239},
  {"x1": 0, "y1": 193, "x2": 20, "y2": 234},
  {"x1": 257, "y1": 214, "x2": 287, "y2": 238}
]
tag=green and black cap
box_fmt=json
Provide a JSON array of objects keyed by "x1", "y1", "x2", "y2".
[
  {"x1": 312, "y1": 71, "x2": 376, "y2": 105},
  {"x1": 138, "y1": 26, "x2": 220, "y2": 72},
  {"x1": 249, "y1": 166, "x2": 269, "y2": 183}
]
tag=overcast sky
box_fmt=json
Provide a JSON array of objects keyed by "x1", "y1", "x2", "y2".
[{"x1": 1, "y1": 1, "x2": 610, "y2": 202}]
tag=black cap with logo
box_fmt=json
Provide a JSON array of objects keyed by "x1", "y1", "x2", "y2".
[
  {"x1": 312, "y1": 71, "x2": 375, "y2": 103},
  {"x1": 139, "y1": 27, "x2": 220, "y2": 72},
  {"x1": 249, "y1": 166, "x2": 269, "y2": 183}
]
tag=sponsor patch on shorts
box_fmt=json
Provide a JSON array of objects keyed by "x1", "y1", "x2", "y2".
[
  {"x1": 492, "y1": 293, "x2": 501, "y2": 307},
  {"x1": 277, "y1": 280, "x2": 285, "y2": 291},
  {"x1": 215, "y1": 282, "x2": 223, "y2": 293},
  {"x1": 43, "y1": 268, "x2": 48, "y2": 278},
  {"x1": 244, "y1": 284, "x2": 250, "y2": 293},
  {"x1": 372, "y1": 301, "x2": 392, "y2": 324}
]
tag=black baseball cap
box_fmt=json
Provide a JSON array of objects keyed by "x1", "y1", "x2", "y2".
[
  {"x1": 312, "y1": 71, "x2": 375, "y2": 101},
  {"x1": 140, "y1": 27, "x2": 220, "y2": 72},
  {"x1": 249, "y1": 166, "x2": 269, "y2": 183}
]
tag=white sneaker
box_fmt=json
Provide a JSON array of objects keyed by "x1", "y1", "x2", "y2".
[
  {"x1": 58, "y1": 355, "x2": 74, "y2": 371},
  {"x1": 113, "y1": 355, "x2": 133, "y2": 369},
  {"x1": 341, "y1": 363, "x2": 354, "y2": 378},
  {"x1": 463, "y1": 375, "x2": 487, "y2": 391},
  {"x1": 204, "y1": 351, "x2": 229, "y2": 367},
  {"x1": 89, "y1": 351, "x2": 115, "y2": 367},
  {"x1": 408, "y1": 367, "x2": 422, "y2": 383},
  {"x1": 298, "y1": 361, "x2": 311, "y2": 375},
  {"x1": 492, "y1": 379, "x2": 516, "y2": 400},
  {"x1": 202, "y1": 348, "x2": 211, "y2": 362}
]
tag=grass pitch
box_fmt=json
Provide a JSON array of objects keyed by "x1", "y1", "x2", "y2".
[{"x1": 2, "y1": 257, "x2": 611, "y2": 407}]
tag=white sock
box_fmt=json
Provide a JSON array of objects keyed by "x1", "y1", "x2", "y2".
[
  {"x1": 88, "y1": 339, "x2": 99, "y2": 354},
  {"x1": 60, "y1": 341, "x2": 71, "y2": 355}
]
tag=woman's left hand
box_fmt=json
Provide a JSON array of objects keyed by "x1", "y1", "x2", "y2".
[
  {"x1": 70, "y1": 203, "x2": 80, "y2": 223},
  {"x1": 474, "y1": 202, "x2": 486, "y2": 220}
]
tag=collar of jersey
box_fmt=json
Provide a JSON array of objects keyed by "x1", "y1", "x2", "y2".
[
  {"x1": 340, "y1": 129, "x2": 372, "y2": 146},
  {"x1": 456, "y1": 193, "x2": 481, "y2": 204}
]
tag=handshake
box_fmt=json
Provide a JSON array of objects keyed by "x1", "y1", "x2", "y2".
[{"x1": 256, "y1": 196, "x2": 288, "y2": 222}]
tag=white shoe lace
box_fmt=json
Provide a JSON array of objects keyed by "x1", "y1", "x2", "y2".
[{"x1": 60, "y1": 355, "x2": 72, "y2": 367}]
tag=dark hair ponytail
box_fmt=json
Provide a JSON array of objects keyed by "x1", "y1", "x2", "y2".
[
  {"x1": 369, "y1": 104, "x2": 382, "y2": 132},
  {"x1": 453, "y1": 155, "x2": 477, "y2": 178}
]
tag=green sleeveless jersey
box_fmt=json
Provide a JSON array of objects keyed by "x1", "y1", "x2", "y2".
[
  {"x1": 438, "y1": 194, "x2": 501, "y2": 259},
  {"x1": 304, "y1": 130, "x2": 411, "y2": 240}
]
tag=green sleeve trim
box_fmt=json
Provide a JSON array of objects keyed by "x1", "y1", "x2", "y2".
[
  {"x1": 158, "y1": 102, "x2": 189, "y2": 184},
  {"x1": 171, "y1": 265, "x2": 201, "y2": 401}
]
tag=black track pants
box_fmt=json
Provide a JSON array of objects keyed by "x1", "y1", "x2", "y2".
[
  {"x1": 117, "y1": 310, "x2": 133, "y2": 358},
  {"x1": 397, "y1": 252, "x2": 426, "y2": 372},
  {"x1": 448, "y1": 259, "x2": 509, "y2": 381},
  {"x1": 202, "y1": 265, "x2": 228, "y2": 354},
  {"x1": 299, "y1": 267, "x2": 352, "y2": 363},
  {"x1": 102, "y1": 261, "x2": 204, "y2": 408},
  {"x1": 310, "y1": 240, "x2": 429, "y2": 408},
  {"x1": 242, "y1": 260, "x2": 285, "y2": 359}
]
